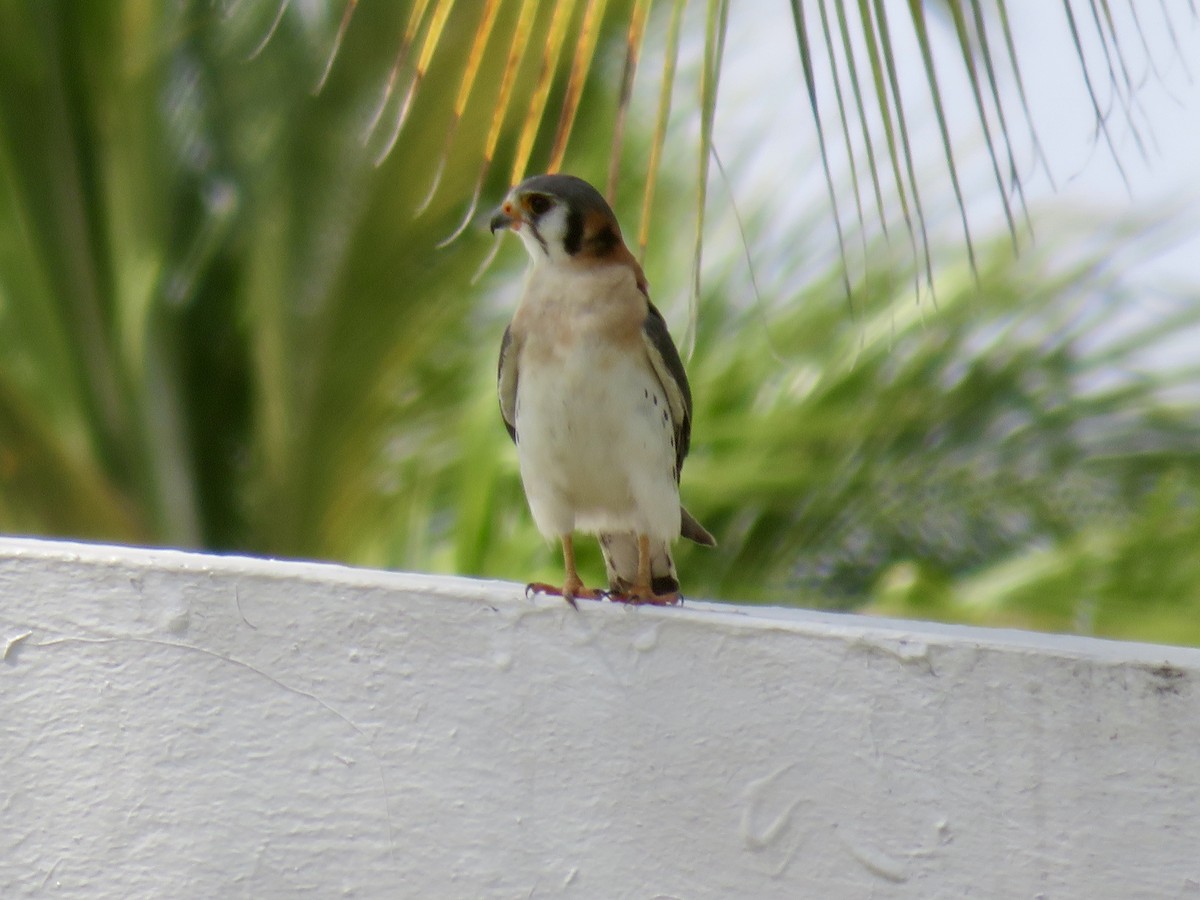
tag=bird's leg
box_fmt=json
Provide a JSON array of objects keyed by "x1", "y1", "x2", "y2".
[
  {"x1": 630, "y1": 534, "x2": 654, "y2": 599},
  {"x1": 611, "y1": 534, "x2": 680, "y2": 606},
  {"x1": 525, "y1": 534, "x2": 603, "y2": 607},
  {"x1": 560, "y1": 534, "x2": 589, "y2": 603}
]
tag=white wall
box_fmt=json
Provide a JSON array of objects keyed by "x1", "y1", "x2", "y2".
[{"x1": 2, "y1": 537, "x2": 1198, "y2": 898}]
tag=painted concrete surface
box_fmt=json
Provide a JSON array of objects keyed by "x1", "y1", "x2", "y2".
[{"x1": 2, "y1": 537, "x2": 1199, "y2": 898}]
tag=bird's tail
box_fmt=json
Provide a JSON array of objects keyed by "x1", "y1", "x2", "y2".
[
  {"x1": 599, "y1": 507, "x2": 715, "y2": 595},
  {"x1": 681, "y1": 507, "x2": 716, "y2": 547}
]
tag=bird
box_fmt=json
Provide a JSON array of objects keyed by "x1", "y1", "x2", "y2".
[{"x1": 490, "y1": 173, "x2": 715, "y2": 606}]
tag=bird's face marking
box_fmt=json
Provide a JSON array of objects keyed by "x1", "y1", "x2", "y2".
[
  {"x1": 491, "y1": 189, "x2": 570, "y2": 262},
  {"x1": 522, "y1": 196, "x2": 572, "y2": 263},
  {"x1": 490, "y1": 174, "x2": 627, "y2": 269}
]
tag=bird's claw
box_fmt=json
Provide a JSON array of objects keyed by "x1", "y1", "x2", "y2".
[
  {"x1": 524, "y1": 581, "x2": 604, "y2": 609},
  {"x1": 524, "y1": 582, "x2": 683, "y2": 607}
]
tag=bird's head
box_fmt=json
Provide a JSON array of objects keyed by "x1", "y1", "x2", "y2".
[{"x1": 490, "y1": 174, "x2": 625, "y2": 266}]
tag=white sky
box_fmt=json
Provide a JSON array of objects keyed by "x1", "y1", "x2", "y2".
[{"x1": 710, "y1": 2, "x2": 1200, "y2": 294}]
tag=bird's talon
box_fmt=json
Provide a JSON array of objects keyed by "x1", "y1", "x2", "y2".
[{"x1": 524, "y1": 581, "x2": 603, "y2": 608}]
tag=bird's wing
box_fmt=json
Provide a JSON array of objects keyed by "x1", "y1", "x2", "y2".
[
  {"x1": 640, "y1": 301, "x2": 692, "y2": 477},
  {"x1": 497, "y1": 323, "x2": 518, "y2": 443}
]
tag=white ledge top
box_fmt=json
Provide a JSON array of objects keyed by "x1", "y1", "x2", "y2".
[{"x1": 1, "y1": 534, "x2": 1194, "y2": 667}]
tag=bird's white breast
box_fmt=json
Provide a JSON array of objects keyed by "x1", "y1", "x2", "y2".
[{"x1": 512, "y1": 264, "x2": 681, "y2": 542}]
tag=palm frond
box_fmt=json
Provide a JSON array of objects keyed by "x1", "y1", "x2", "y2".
[
  {"x1": 605, "y1": 0, "x2": 654, "y2": 202},
  {"x1": 546, "y1": 0, "x2": 612, "y2": 173},
  {"x1": 685, "y1": 0, "x2": 729, "y2": 356},
  {"x1": 790, "y1": 0, "x2": 854, "y2": 306},
  {"x1": 303, "y1": 0, "x2": 1192, "y2": 302},
  {"x1": 371, "y1": 0, "x2": 459, "y2": 164},
  {"x1": 415, "y1": 0, "x2": 504, "y2": 214},
  {"x1": 437, "y1": 0, "x2": 540, "y2": 246},
  {"x1": 635, "y1": 0, "x2": 686, "y2": 261},
  {"x1": 966, "y1": 0, "x2": 1032, "y2": 234},
  {"x1": 509, "y1": 0, "x2": 578, "y2": 185},
  {"x1": 944, "y1": 0, "x2": 1020, "y2": 247}
]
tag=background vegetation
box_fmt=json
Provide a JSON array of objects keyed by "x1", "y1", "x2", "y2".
[{"x1": 1, "y1": 1, "x2": 1198, "y2": 645}]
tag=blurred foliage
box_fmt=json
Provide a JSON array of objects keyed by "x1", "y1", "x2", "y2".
[
  {"x1": 0, "y1": 0, "x2": 609, "y2": 556},
  {"x1": 1, "y1": 1, "x2": 1199, "y2": 648},
  {"x1": 678, "y1": 221, "x2": 1200, "y2": 647}
]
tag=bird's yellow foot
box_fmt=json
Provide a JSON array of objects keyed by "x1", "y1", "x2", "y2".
[{"x1": 525, "y1": 581, "x2": 604, "y2": 609}]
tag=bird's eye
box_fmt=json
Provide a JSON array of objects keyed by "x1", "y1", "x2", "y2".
[{"x1": 526, "y1": 194, "x2": 552, "y2": 216}]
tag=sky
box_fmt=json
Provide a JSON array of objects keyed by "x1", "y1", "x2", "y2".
[
  {"x1": 1015, "y1": 2, "x2": 1200, "y2": 284},
  {"x1": 709, "y1": 1, "x2": 1200, "y2": 295}
]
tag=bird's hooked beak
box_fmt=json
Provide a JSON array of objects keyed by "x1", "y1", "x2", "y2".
[{"x1": 489, "y1": 200, "x2": 520, "y2": 234}]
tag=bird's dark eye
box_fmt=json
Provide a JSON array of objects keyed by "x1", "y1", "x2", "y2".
[{"x1": 527, "y1": 194, "x2": 552, "y2": 216}]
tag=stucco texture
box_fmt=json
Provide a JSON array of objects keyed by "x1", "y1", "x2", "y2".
[{"x1": 2, "y1": 538, "x2": 1199, "y2": 898}]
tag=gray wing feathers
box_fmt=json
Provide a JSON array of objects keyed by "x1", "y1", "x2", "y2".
[
  {"x1": 497, "y1": 323, "x2": 518, "y2": 443},
  {"x1": 640, "y1": 303, "x2": 716, "y2": 549},
  {"x1": 640, "y1": 303, "x2": 692, "y2": 469}
]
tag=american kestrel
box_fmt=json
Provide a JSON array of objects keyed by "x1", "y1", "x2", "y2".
[{"x1": 490, "y1": 173, "x2": 715, "y2": 606}]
